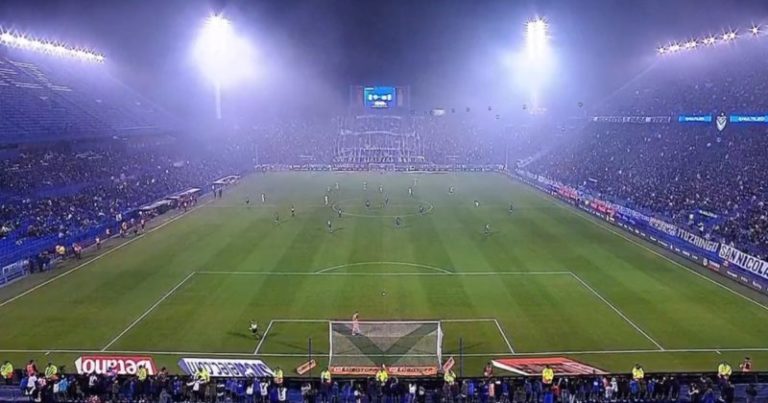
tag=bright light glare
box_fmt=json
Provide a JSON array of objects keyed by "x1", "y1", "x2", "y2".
[
  {"x1": 526, "y1": 19, "x2": 548, "y2": 59},
  {"x1": 193, "y1": 15, "x2": 255, "y2": 88},
  {"x1": 0, "y1": 30, "x2": 103, "y2": 62},
  {"x1": 517, "y1": 17, "x2": 554, "y2": 112},
  {"x1": 750, "y1": 25, "x2": 760, "y2": 35}
]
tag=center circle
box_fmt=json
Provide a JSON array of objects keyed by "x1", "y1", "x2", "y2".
[{"x1": 332, "y1": 198, "x2": 433, "y2": 218}]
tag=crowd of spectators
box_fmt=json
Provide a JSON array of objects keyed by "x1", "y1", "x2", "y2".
[
  {"x1": 528, "y1": 41, "x2": 768, "y2": 259},
  {"x1": 0, "y1": 136, "x2": 256, "y2": 267},
  {"x1": 1, "y1": 362, "x2": 760, "y2": 403}
]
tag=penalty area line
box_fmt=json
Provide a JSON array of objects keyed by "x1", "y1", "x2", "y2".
[
  {"x1": 493, "y1": 319, "x2": 515, "y2": 353},
  {"x1": 569, "y1": 272, "x2": 665, "y2": 351},
  {"x1": 253, "y1": 320, "x2": 274, "y2": 355},
  {"x1": 101, "y1": 272, "x2": 196, "y2": 351}
]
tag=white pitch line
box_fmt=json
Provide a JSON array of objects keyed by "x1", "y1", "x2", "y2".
[
  {"x1": 271, "y1": 319, "x2": 330, "y2": 323},
  {"x1": 494, "y1": 319, "x2": 515, "y2": 353},
  {"x1": 253, "y1": 320, "x2": 274, "y2": 355},
  {"x1": 570, "y1": 272, "x2": 665, "y2": 351},
  {"x1": 315, "y1": 261, "x2": 452, "y2": 274},
  {"x1": 528, "y1": 185, "x2": 768, "y2": 312},
  {"x1": 101, "y1": 272, "x2": 196, "y2": 351},
  {"x1": 441, "y1": 318, "x2": 496, "y2": 323},
  {"x1": 195, "y1": 270, "x2": 571, "y2": 277},
  {"x1": 0, "y1": 198, "x2": 213, "y2": 309},
  {"x1": 3, "y1": 347, "x2": 768, "y2": 357}
]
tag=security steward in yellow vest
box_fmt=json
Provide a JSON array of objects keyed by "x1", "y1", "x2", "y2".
[
  {"x1": 375, "y1": 365, "x2": 389, "y2": 385},
  {"x1": 542, "y1": 365, "x2": 554, "y2": 390},
  {"x1": 137, "y1": 364, "x2": 148, "y2": 382},
  {"x1": 443, "y1": 368, "x2": 456, "y2": 385},
  {"x1": 44, "y1": 363, "x2": 58, "y2": 381},
  {"x1": 320, "y1": 368, "x2": 331, "y2": 385},
  {"x1": 0, "y1": 361, "x2": 13, "y2": 384},
  {"x1": 631, "y1": 364, "x2": 644, "y2": 381},
  {"x1": 717, "y1": 361, "x2": 732, "y2": 381},
  {"x1": 274, "y1": 367, "x2": 284, "y2": 385}
]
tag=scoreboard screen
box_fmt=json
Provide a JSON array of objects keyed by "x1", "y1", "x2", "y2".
[
  {"x1": 363, "y1": 86, "x2": 396, "y2": 109},
  {"x1": 349, "y1": 85, "x2": 410, "y2": 109}
]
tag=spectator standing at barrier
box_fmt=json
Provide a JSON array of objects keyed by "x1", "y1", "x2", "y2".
[
  {"x1": 740, "y1": 357, "x2": 752, "y2": 372},
  {"x1": 25, "y1": 360, "x2": 37, "y2": 377},
  {"x1": 259, "y1": 377, "x2": 270, "y2": 403}
]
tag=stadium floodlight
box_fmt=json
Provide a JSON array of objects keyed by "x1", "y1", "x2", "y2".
[
  {"x1": 520, "y1": 17, "x2": 553, "y2": 111},
  {"x1": 526, "y1": 18, "x2": 548, "y2": 59},
  {"x1": 684, "y1": 40, "x2": 697, "y2": 50},
  {"x1": 750, "y1": 25, "x2": 760, "y2": 36},
  {"x1": 193, "y1": 14, "x2": 255, "y2": 120},
  {"x1": 668, "y1": 43, "x2": 681, "y2": 52},
  {"x1": 0, "y1": 29, "x2": 104, "y2": 62},
  {"x1": 657, "y1": 46, "x2": 666, "y2": 54},
  {"x1": 722, "y1": 31, "x2": 736, "y2": 41},
  {"x1": 703, "y1": 36, "x2": 717, "y2": 45}
]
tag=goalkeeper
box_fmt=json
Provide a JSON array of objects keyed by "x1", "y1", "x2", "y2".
[{"x1": 249, "y1": 320, "x2": 260, "y2": 339}]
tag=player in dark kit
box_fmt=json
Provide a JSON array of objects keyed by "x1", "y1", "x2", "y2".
[
  {"x1": 365, "y1": 199, "x2": 371, "y2": 209},
  {"x1": 395, "y1": 216, "x2": 401, "y2": 227},
  {"x1": 249, "y1": 320, "x2": 260, "y2": 339},
  {"x1": 291, "y1": 205, "x2": 295, "y2": 217},
  {"x1": 509, "y1": 202, "x2": 514, "y2": 213}
]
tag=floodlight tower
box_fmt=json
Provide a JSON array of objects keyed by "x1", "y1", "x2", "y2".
[{"x1": 194, "y1": 15, "x2": 248, "y2": 120}]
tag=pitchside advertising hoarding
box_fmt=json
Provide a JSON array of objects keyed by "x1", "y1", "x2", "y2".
[
  {"x1": 515, "y1": 170, "x2": 768, "y2": 294},
  {"x1": 492, "y1": 357, "x2": 607, "y2": 376},
  {"x1": 75, "y1": 355, "x2": 158, "y2": 375},
  {"x1": 178, "y1": 358, "x2": 274, "y2": 378}
]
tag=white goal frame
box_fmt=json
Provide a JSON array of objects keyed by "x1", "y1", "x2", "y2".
[{"x1": 329, "y1": 320, "x2": 444, "y2": 367}]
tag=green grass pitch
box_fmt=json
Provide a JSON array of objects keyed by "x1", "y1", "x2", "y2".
[{"x1": 1, "y1": 172, "x2": 767, "y2": 375}]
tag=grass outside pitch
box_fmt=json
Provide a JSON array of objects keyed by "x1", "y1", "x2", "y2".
[{"x1": 0, "y1": 172, "x2": 767, "y2": 375}]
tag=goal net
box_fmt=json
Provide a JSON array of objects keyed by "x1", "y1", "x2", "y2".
[{"x1": 329, "y1": 321, "x2": 443, "y2": 376}]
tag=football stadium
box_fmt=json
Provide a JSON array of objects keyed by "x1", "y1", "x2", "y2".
[{"x1": 1, "y1": 1, "x2": 768, "y2": 401}]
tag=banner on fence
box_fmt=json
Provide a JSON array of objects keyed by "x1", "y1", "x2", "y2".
[
  {"x1": 178, "y1": 358, "x2": 274, "y2": 378},
  {"x1": 719, "y1": 245, "x2": 768, "y2": 281}
]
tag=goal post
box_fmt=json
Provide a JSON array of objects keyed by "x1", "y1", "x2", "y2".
[{"x1": 328, "y1": 320, "x2": 443, "y2": 376}]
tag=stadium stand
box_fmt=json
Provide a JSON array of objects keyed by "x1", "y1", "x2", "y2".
[
  {"x1": 0, "y1": 48, "x2": 171, "y2": 143},
  {"x1": 527, "y1": 39, "x2": 768, "y2": 260}
]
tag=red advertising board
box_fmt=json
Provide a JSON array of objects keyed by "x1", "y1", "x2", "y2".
[
  {"x1": 75, "y1": 355, "x2": 157, "y2": 376},
  {"x1": 492, "y1": 357, "x2": 606, "y2": 376}
]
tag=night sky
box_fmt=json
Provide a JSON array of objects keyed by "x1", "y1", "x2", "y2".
[{"x1": 1, "y1": 0, "x2": 766, "y2": 120}]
